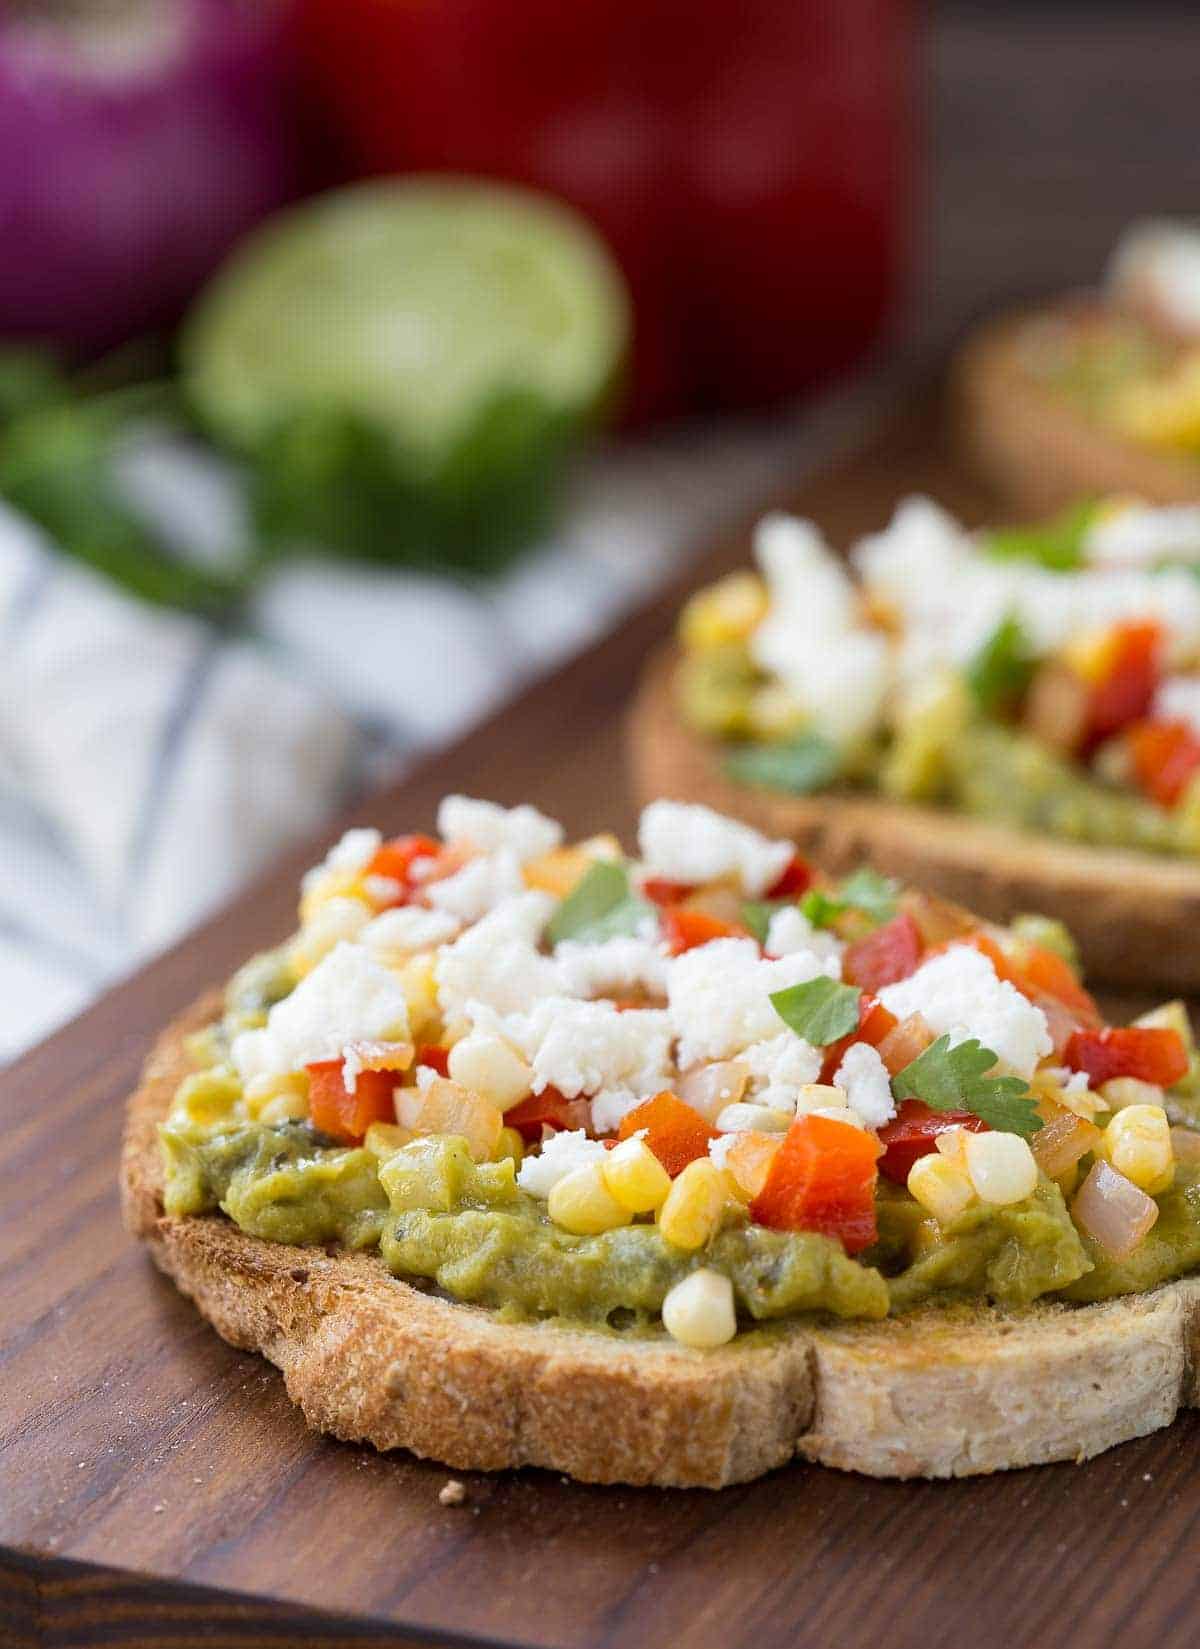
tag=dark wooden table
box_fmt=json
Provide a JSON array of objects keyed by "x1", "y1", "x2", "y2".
[{"x1": 8, "y1": 7, "x2": 1200, "y2": 1645}]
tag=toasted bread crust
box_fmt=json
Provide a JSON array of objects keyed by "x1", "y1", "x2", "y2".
[
  {"x1": 628, "y1": 646, "x2": 1200, "y2": 993},
  {"x1": 125, "y1": 990, "x2": 1200, "y2": 1485},
  {"x1": 952, "y1": 304, "x2": 1200, "y2": 516}
]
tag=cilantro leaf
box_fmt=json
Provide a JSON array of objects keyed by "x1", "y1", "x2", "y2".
[
  {"x1": 968, "y1": 612, "x2": 1035, "y2": 715},
  {"x1": 800, "y1": 867, "x2": 899, "y2": 930},
  {"x1": 983, "y1": 499, "x2": 1097, "y2": 573},
  {"x1": 770, "y1": 976, "x2": 861, "y2": 1046},
  {"x1": 741, "y1": 899, "x2": 787, "y2": 945},
  {"x1": 724, "y1": 732, "x2": 841, "y2": 795},
  {"x1": 545, "y1": 860, "x2": 653, "y2": 946},
  {"x1": 891, "y1": 1035, "x2": 1043, "y2": 1137}
]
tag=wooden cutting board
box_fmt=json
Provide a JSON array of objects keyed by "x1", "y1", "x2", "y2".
[{"x1": 4, "y1": 394, "x2": 1199, "y2": 1649}]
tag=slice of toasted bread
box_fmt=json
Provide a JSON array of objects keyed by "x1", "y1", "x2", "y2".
[
  {"x1": 952, "y1": 304, "x2": 1200, "y2": 517},
  {"x1": 628, "y1": 646, "x2": 1200, "y2": 993},
  {"x1": 124, "y1": 991, "x2": 1200, "y2": 1487}
]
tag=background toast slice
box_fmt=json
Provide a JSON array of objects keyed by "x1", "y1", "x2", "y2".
[{"x1": 628, "y1": 645, "x2": 1200, "y2": 994}]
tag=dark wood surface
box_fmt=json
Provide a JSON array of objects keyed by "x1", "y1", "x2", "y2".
[
  {"x1": 9, "y1": 7, "x2": 1200, "y2": 1644},
  {"x1": 4, "y1": 393, "x2": 1197, "y2": 1649}
]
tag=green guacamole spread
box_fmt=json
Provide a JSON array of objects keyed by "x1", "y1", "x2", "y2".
[
  {"x1": 160, "y1": 1061, "x2": 1200, "y2": 1332},
  {"x1": 683, "y1": 651, "x2": 1194, "y2": 858}
]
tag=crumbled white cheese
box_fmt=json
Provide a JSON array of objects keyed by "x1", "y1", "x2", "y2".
[
  {"x1": 707, "y1": 1133, "x2": 737, "y2": 1170},
  {"x1": 589, "y1": 1087, "x2": 651, "y2": 1136},
  {"x1": 833, "y1": 1041, "x2": 896, "y2": 1128},
  {"x1": 738, "y1": 1032, "x2": 823, "y2": 1112},
  {"x1": 637, "y1": 800, "x2": 792, "y2": 898},
  {"x1": 504, "y1": 998, "x2": 673, "y2": 1103},
  {"x1": 1155, "y1": 675, "x2": 1200, "y2": 740},
  {"x1": 434, "y1": 892, "x2": 563, "y2": 1021},
  {"x1": 751, "y1": 512, "x2": 890, "y2": 748},
  {"x1": 554, "y1": 935, "x2": 668, "y2": 1000},
  {"x1": 232, "y1": 941, "x2": 409, "y2": 1083},
  {"x1": 300, "y1": 827, "x2": 382, "y2": 894},
  {"x1": 516, "y1": 1129, "x2": 609, "y2": 1198},
  {"x1": 437, "y1": 795, "x2": 563, "y2": 863},
  {"x1": 361, "y1": 905, "x2": 461, "y2": 957},
  {"x1": 425, "y1": 848, "x2": 526, "y2": 923},
  {"x1": 362, "y1": 874, "x2": 404, "y2": 905},
  {"x1": 764, "y1": 905, "x2": 844, "y2": 970},
  {"x1": 667, "y1": 938, "x2": 837, "y2": 1067},
  {"x1": 878, "y1": 944, "x2": 1052, "y2": 1080},
  {"x1": 1085, "y1": 503, "x2": 1200, "y2": 567}
]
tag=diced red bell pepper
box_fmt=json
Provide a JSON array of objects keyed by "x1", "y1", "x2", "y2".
[
  {"x1": 766, "y1": 853, "x2": 813, "y2": 899},
  {"x1": 749, "y1": 1114, "x2": 880, "y2": 1254},
  {"x1": 365, "y1": 833, "x2": 441, "y2": 905},
  {"x1": 416, "y1": 1043, "x2": 451, "y2": 1077},
  {"x1": 842, "y1": 912, "x2": 922, "y2": 993},
  {"x1": 1085, "y1": 621, "x2": 1162, "y2": 749},
  {"x1": 306, "y1": 1060, "x2": 399, "y2": 1145},
  {"x1": 1063, "y1": 1026, "x2": 1189, "y2": 1089},
  {"x1": 504, "y1": 1087, "x2": 586, "y2": 1143},
  {"x1": 642, "y1": 876, "x2": 696, "y2": 906},
  {"x1": 876, "y1": 1099, "x2": 988, "y2": 1185},
  {"x1": 618, "y1": 1091, "x2": 716, "y2": 1177},
  {"x1": 660, "y1": 906, "x2": 747, "y2": 955},
  {"x1": 819, "y1": 994, "x2": 898, "y2": 1083},
  {"x1": 1128, "y1": 718, "x2": 1200, "y2": 808}
]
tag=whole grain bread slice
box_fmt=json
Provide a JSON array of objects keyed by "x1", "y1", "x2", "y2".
[
  {"x1": 124, "y1": 992, "x2": 1200, "y2": 1488},
  {"x1": 628, "y1": 646, "x2": 1200, "y2": 994},
  {"x1": 952, "y1": 304, "x2": 1200, "y2": 518}
]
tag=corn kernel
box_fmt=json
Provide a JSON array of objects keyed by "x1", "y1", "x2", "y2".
[
  {"x1": 244, "y1": 1070, "x2": 309, "y2": 1122},
  {"x1": 907, "y1": 1153, "x2": 976, "y2": 1223},
  {"x1": 547, "y1": 1162, "x2": 632, "y2": 1235},
  {"x1": 288, "y1": 895, "x2": 371, "y2": 977},
  {"x1": 1062, "y1": 627, "x2": 1121, "y2": 686},
  {"x1": 963, "y1": 1131, "x2": 1038, "y2": 1206},
  {"x1": 1099, "y1": 1077, "x2": 1165, "y2": 1113},
  {"x1": 394, "y1": 951, "x2": 441, "y2": 1042},
  {"x1": 747, "y1": 683, "x2": 806, "y2": 741},
  {"x1": 661, "y1": 1268, "x2": 737, "y2": 1349},
  {"x1": 679, "y1": 571, "x2": 767, "y2": 653},
  {"x1": 495, "y1": 1126, "x2": 524, "y2": 1166},
  {"x1": 795, "y1": 1084, "x2": 849, "y2": 1113},
  {"x1": 1101, "y1": 1103, "x2": 1174, "y2": 1193},
  {"x1": 809, "y1": 1105, "x2": 867, "y2": 1130},
  {"x1": 299, "y1": 867, "x2": 366, "y2": 926},
  {"x1": 715, "y1": 1102, "x2": 792, "y2": 1134},
  {"x1": 602, "y1": 1135, "x2": 672, "y2": 1214},
  {"x1": 447, "y1": 1031, "x2": 532, "y2": 1110},
  {"x1": 178, "y1": 1069, "x2": 243, "y2": 1127},
  {"x1": 658, "y1": 1158, "x2": 725, "y2": 1251}
]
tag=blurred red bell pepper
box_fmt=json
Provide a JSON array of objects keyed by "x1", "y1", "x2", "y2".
[{"x1": 292, "y1": 0, "x2": 914, "y2": 422}]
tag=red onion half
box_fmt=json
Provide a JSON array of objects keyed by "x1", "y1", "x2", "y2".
[{"x1": 0, "y1": 0, "x2": 296, "y2": 352}]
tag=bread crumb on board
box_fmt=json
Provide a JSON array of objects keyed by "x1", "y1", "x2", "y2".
[{"x1": 439, "y1": 1479, "x2": 467, "y2": 1507}]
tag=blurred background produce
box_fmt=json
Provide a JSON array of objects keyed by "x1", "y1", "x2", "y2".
[{"x1": 4, "y1": 0, "x2": 1197, "y2": 1059}]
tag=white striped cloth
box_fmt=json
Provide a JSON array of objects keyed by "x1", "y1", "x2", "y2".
[{"x1": 3, "y1": 371, "x2": 895, "y2": 1061}]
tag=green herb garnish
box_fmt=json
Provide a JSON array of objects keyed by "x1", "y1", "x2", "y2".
[
  {"x1": 983, "y1": 499, "x2": 1097, "y2": 573},
  {"x1": 800, "y1": 867, "x2": 899, "y2": 930},
  {"x1": 770, "y1": 976, "x2": 861, "y2": 1046},
  {"x1": 968, "y1": 612, "x2": 1036, "y2": 715},
  {"x1": 741, "y1": 899, "x2": 787, "y2": 945},
  {"x1": 724, "y1": 732, "x2": 841, "y2": 795},
  {"x1": 891, "y1": 1035, "x2": 1043, "y2": 1137},
  {"x1": 545, "y1": 861, "x2": 653, "y2": 946}
]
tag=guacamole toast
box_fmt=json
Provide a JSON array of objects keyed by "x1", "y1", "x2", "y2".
[
  {"x1": 124, "y1": 797, "x2": 1200, "y2": 1486},
  {"x1": 644, "y1": 495, "x2": 1200, "y2": 991},
  {"x1": 955, "y1": 307, "x2": 1200, "y2": 518},
  {"x1": 630, "y1": 644, "x2": 1200, "y2": 992}
]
